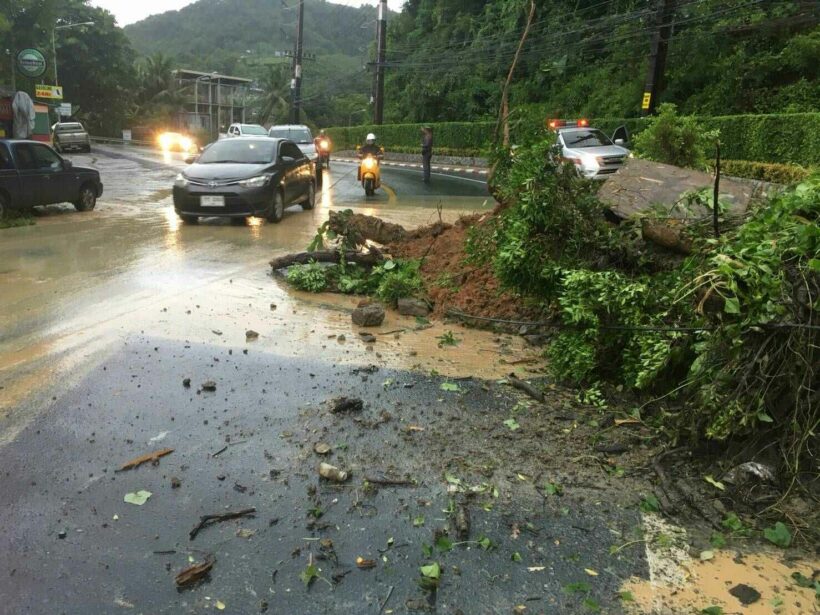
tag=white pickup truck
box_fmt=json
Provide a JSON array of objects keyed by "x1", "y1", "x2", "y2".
[{"x1": 548, "y1": 119, "x2": 630, "y2": 180}]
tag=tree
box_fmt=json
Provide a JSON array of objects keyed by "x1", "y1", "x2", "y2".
[{"x1": 252, "y1": 64, "x2": 289, "y2": 125}]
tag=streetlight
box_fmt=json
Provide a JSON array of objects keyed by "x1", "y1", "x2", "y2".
[{"x1": 52, "y1": 21, "x2": 94, "y2": 86}]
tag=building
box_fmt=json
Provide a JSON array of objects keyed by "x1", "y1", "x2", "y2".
[{"x1": 172, "y1": 70, "x2": 252, "y2": 137}]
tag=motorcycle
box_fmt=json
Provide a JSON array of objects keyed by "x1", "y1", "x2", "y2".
[
  {"x1": 317, "y1": 138, "x2": 331, "y2": 169},
  {"x1": 357, "y1": 147, "x2": 384, "y2": 197}
]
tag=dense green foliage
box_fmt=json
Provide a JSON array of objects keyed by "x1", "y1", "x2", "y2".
[
  {"x1": 632, "y1": 104, "x2": 719, "y2": 170},
  {"x1": 473, "y1": 142, "x2": 819, "y2": 471},
  {"x1": 330, "y1": 111, "x2": 820, "y2": 167},
  {"x1": 384, "y1": 0, "x2": 818, "y2": 122},
  {"x1": 719, "y1": 160, "x2": 811, "y2": 185},
  {"x1": 0, "y1": 0, "x2": 136, "y2": 135}
]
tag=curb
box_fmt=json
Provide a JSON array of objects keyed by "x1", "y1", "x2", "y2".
[{"x1": 333, "y1": 157, "x2": 489, "y2": 177}]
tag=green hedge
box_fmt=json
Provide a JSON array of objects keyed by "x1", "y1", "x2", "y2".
[
  {"x1": 328, "y1": 112, "x2": 820, "y2": 167},
  {"x1": 719, "y1": 160, "x2": 811, "y2": 185}
]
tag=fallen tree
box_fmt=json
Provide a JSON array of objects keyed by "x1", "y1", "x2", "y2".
[{"x1": 270, "y1": 247, "x2": 384, "y2": 273}]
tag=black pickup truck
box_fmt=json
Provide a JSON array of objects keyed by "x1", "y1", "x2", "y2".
[{"x1": 0, "y1": 139, "x2": 103, "y2": 217}]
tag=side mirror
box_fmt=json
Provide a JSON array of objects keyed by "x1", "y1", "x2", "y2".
[
  {"x1": 614, "y1": 138, "x2": 625, "y2": 145},
  {"x1": 63, "y1": 159, "x2": 73, "y2": 170},
  {"x1": 281, "y1": 156, "x2": 295, "y2": 164},
  {"x1": 183, "y1": 153, "x2": 198, "y2": 164}
]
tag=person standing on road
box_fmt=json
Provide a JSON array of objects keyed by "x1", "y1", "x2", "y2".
[{"x1": 421, "y1": 126, "x2": 433, "y2": 184}]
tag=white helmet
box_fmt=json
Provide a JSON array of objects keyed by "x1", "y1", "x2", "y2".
[{"x1": 366, "y1": 133, "x2": 376, "y2": 144}]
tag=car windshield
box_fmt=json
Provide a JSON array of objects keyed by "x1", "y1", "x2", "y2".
[
  {"x1": 268, "y1": 127, "x2": 312, "y2": 143},
  {"x1": 198, "y1": 140, "x2": 276, "y2": 164},
  {"x1": 562, "y1": 129, "x2": 612, "y2": 148},
  {"x1": 57, "y1": 123, "x2": 83, "y2": 132},
  {"x1": 240, "y1": 125, "x2": 267, "y2": 135}
]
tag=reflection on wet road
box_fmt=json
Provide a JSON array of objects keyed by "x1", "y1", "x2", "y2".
[{"x1": 0, "y1": 145, "x2": 502, "y2": 432}]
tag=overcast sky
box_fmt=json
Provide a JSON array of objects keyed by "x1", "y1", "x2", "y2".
[{"x1": 90, "y1": 0, "x2": 404, "y2": 27}]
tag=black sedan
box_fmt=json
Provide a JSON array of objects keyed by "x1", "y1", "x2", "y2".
[
  {"x1": 0, "y1": 139, "x2": 103, "y2": 217},
  {"x1": 172, "y1": 137, "x2": 315, "y2": 224}
]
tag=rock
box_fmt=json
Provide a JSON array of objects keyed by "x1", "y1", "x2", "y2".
[
  {"x1": 352, "y1": 303, "x2": 385, "y2": 327},
  {"x1": 170, "y1": 476, "x2": 181, "y2": 489},
  {"x1": 329, "y1": 397, "x2": 364, "y2": 414},
  {"x1": 729, "y1": 583, "x2": 761, "y2": 605},
  {"x1": 57, "y1": 530, "x2": 67, "y2": 539},
  {"x1": 313, "y1": 442, "x2": 331, "y2": 455},
  {"x1": 397, "y1": 298, "x2": 430, "y2": 317},
  {"x1": 182, "y1": 378, "x2": 191, "y2": 388},
  {"x1": 201, "y1": 380, "x2": 217, "y2": 392},
  {"x1": 246, "y1": 330, "x2": 259, "y2": 341},
  {"x1": 337, "y1": 334, "x2": 346, "y2": 342},
  {"x1": 359, "y1": 332, "x2": 377, "y2": 344}
]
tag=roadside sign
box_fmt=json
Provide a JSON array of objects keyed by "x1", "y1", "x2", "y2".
[
  {"x1": 17, "y1": 49, "x2": 47, "y2": 78},
  {"x1": 35, "y1": 85, "x2": 63, "y2": 100},
  {"x1": 58, "y1": 102, "x2": 72, "y2": 116},
  {"x1": 641, "y1": 92, "x2": 652, "y2": 110},
  {"x1": 122, "y1": 129, "x2": 132, "y2": 142}
]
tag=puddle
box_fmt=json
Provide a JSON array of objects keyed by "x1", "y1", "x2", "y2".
[{"x1": 623, "y1": 514, "x2": 819, "y2": 614}]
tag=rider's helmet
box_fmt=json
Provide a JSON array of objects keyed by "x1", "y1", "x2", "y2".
[{"x1": 366, "y1": 133, "x2": 376, "y2": 145}]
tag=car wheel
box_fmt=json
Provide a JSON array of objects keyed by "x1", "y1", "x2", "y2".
[
  {"x1": 73, "y1": 184, "x2": 97, "y2": 211},
  {"x1": 301, "y1": 181, "x2": 315, "y2": 210},
  {"x1": 179, "y1": 214, "x2": 199, "y2": 224},
  {"x1": 266, "y1": 190, "x2": 285, "y2": 223}
]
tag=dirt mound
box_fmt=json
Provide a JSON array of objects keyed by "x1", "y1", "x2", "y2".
[{"x1": 388, "y1": 214, "x2": 538, "y2": 322}]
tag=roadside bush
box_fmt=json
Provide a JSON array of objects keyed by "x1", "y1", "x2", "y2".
[
  {"x1": 633, "y1": 103, "x2": 719, "y2": 169},
  {"x1": 286, "y1": 261, "x2": 328, "y2": 292},
  {"x1": 373, "y1": 259, "x2": 423, "y2": 306},
  {"x1": 719, "y1": 160, "x2": 810, "y2": 185}
]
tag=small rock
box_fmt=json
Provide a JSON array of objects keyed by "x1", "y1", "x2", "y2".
[
  {"x1": 313, "y1": 442, "x2": 331, "y2": 455},
  {"x1": 246, "y1": 330, "x2": 259, "y2": 341},
  {"x1": 352, "y1": 303, "x2": 385, "y2": 327},
  {"x1": 397, "y1": 298, "x2": 430, "y2": 317},
  {"x1": 359, "y1": 332, "x2": 377, "y2": 344},
  {"x1": 269, "y1": 303, "x2": 277, "y2": 310},
  {"x1": 170, "y1": 476, "x2": 181, "y2": 489},
  {"x1": 233, "y1": 482, "x2": 248, "y2": 493},
  {"x1": 337, "y1": 334, "x2": 346, "y2": 342},
  {"x1": 201, "y1": 380, "x2": 217, "y2": 392},
  {"x1": 57, "y1": 530, "x2": 67, "y2": 539},
  {"x1": 182, "y1": 378, "x2": 191, "y2": 388},
  {"x1": 729, "y1": 583, "x2": 761, "y2": 605},
  {"x1": 329, "y1": 397, "x2": 364, "y2": 414}
]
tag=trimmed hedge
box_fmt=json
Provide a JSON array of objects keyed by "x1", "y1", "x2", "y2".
[
  {"x1": 719, "y1": 160, "x2": 811, "y2": 185},
  {"x1": 327, "y1": 112, "x2": 820, "y2": 167}
]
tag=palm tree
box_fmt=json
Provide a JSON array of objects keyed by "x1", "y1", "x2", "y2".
[{"x1": 253, "y1": 65, "x2": 290, "y2": 125}]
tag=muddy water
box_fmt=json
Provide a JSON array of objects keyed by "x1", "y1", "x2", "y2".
[{"x1": 0, "y1": 150, "x2": 531, "y2": 434}]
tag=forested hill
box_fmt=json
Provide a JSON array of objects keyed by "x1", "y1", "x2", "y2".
[
  {"x1": 125, "y1": 0, "x2": 375, "y2": 73},
  {"x1": 384, "y1": 0, "x2": 819, "y2": 123}
]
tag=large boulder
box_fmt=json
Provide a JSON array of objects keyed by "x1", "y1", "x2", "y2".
[
  {"x1": 397, "y1": 298, "x2": 430, "y2": 317},
  {"x1": 352, "y1": 301, "x2": 385, "y2": 327}
]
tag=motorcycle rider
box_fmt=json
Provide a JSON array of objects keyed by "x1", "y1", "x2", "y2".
[
  {"x1": 421, "y1": 126, "x2": 433, "y2": 184},
  {"x1": 357, "y1": 133, "x2": 382, "y2": 180},
  {"x1": 314, "y1": 129, "x2": 331, "y2": 168}
]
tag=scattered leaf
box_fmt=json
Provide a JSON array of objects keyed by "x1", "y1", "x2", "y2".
[
  {"x1": 790, "y1": 571, "x2": 813, "y2": 588},
  {"x1": 710, "y1": 532, "x2": 727, "y2": 548},
  {"x1": 528, "y1": 566, "x2": 546, "y2": 572},
  {"x1": 123, "y1": 490, "x2": 152, "y2": 506},
  {"x1": 544, "y1": 482, "x2": 563, "y2": 496},
  {"x1": 504, "y1": 418, "x2": 521, "y2": 431},
  {"x1": 763, "y1": 522, "x2": 792, "y2": 548},
  {"x1": 175, "y1": 557, "x2": 215, "y2": 587},
  {"x1": 582, "y1": 598, "x2": 600, "y2": 613},
  {"x1": 584, "y1": 568, "x2": 598, "y2": 576},
  {"x1": 118, "y1": 448, "x2": 173, "y2": 472},
  {"x1": 413, "y1": 515, "x2": 425, "y2": 527},
  {"x1": 700, "y1": 550, "x2": 715, "y2": 561},
  {"x1": 639, "y1": 494, "x2": 660, "y2": 513},
  {"x1": 619, "y1": 591, "x2": 634, "y2": 602},
  {"x1": 435, "y1": 536, "x2": 452, "y2": 552},
  {"x1": 478, "y1": 535, "x2": 493, "y2": 550},
  {"x1": 421, "y1": 543, "x2": 433, "y2": 558},
  {"x1": 406, "y1": 425, "x2": 425, "y2": 432},
  {"x1": 703, "y1": 475, "x2": 725, "y2": 491},
  {"x1": 701, "y1": 607, "x2": 724, "y2": 615},
  {"x1": 300, "y1": 564, "x2": 319, "y2": 587},
  {"x1": 562, "y1": 581, "x2": 591, "y2": 594},
  {"x1": 356, "y1": 557, "x2": 376, "y2": 569},
  {"x1": 440, "y1": 382, "x2": 460, "y2": 392},
  {"x1": 215, "y1": 600, "x2": 226, "y2": 610},
  {"x1": 512, "y1": 552, "x2": 522, "y2": 562},
  {"x1": 721, "y1": 512, "x2": 745, "y2": 533},
  {"x1": 313, "y1": 442, "x2": 331, "y2": 455},
  {"x1": 419, "y1": 562, "x2": 440, "y2": 579}
]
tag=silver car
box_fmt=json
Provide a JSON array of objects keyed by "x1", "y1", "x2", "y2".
[
  {"x1": 52, "y1": 122, "x2": 91, "y2": 153},
  {"x1": 553, "y1": 123, "x2": 629, "y2": 180},
  {"x1": 267, "y1": 124, "x2": 317, "y2": 163}
]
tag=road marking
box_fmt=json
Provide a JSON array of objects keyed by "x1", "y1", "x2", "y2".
[{"x1": 382, "y1": 182, "x2": 397, "y2": 206}]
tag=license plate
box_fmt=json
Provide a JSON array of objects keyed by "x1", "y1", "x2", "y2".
[{"x1": 200, "y1": 195, "x2": 225, "y2": 207}]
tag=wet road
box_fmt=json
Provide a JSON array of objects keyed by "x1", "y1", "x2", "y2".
[{"x1": 0, "y1": 147, "x2": 651, "y2": 614}]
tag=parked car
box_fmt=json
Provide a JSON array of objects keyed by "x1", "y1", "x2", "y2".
[
  {"x1": 226, "y1": 123, "x2": 269, "y2": 138},
  {"x1": 547, "y1": 119, "x2": 630, "y2": 180},
  {"x1": 172, "y1": 137, "x2": 315, "y2": 224},
  {"x1": 51, "y1": 121, "x2": 91, "y2": 153},
  {"x1": 0, "y1": 139, "x2": 103, "y2": 217}
]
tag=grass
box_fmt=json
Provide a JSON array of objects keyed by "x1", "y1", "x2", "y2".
[{"x1": 0, "y1": 215, "x2": 35, "y2": 229}]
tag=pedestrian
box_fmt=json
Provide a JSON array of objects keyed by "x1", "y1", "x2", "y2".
[{"x1": 421, "y1": 126, "x2": 433, "y2": 184}]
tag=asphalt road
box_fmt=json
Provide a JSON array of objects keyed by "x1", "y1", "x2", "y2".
[{"x1": 0, "y1": 147, "x2": 648, "y2": 614}]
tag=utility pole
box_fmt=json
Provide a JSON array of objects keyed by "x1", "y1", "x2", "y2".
[
  {"x1": 641, "y1": 0, "x2": 676, "y2": 116},
  {"x1": 290, "y1": 0, "x2": 305, "y2": 123},
  {"x1": 373, "y1": 0, "x2": 387, "y2": 125}
]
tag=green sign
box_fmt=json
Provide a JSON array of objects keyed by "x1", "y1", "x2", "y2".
[{"x1": 17, "y1": 49, "x2": 47, "y2": 78}]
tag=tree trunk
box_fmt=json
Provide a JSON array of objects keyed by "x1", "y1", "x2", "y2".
[{"x1": 270, "y1": 248, "x2": 384, "y2": 273}]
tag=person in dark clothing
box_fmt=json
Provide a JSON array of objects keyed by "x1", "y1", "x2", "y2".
[
  {"x1": 421, "y1": 126, "x2": 433, "y2": 183},
  {"x1": 357, "y1": 133, "x2": 382, "y2": 180}
]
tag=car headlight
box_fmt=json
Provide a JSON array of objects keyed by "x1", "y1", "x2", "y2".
[
  {"x1": 179, "y1": 137, "x2": 193, "y2": 152},
  {"x1": 159, "y1": 134, "x2": 173, "y2": 150},
  {"x1": 239, "y1": 175, "x2": 270, "y2": 188},
  {"x1": 175, "y1": 173, "x2": 189, "y2": 187}
]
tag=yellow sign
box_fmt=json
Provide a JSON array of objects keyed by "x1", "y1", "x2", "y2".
[
  {"x1": 641, "y1": 92, "x2": 652, "y2": 110},
  {"x1": 35, "y1": 85, "x2": 63, "y2": 100}
]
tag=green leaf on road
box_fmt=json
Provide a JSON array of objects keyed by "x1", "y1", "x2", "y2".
[
  {"x1": 511, "y1": 551, "x2": 522, "y2": 562},
  {"x1": 413, "y1": 515, "x2": 425, "y2": 527},
  {"x1": 440, "y1": 382, "x2": 460, "y2": 392},
  {"x1": 477, "y1": 535, "x2": 493, "y2": 550},
  {"x1": 420, "y1": 562, "x2": 440, "y2": 579},
  {"x1": 503, "y1": 418, "x2": 521, "y2": 431},
  {"x1": 123, "y1": 490, "x2": 152, "y2": 506},
  {"x1": 562, "y1": 581, "x2": 591, "y2": 594},
  {"x1": 299, "y1": 564, "x2": 319, "y2": 587},
  {"x1": 619, "y1": 591, "x2": 634, "y2": 602},
  {"x1": 639, "y1": 494, "x2": 660, "y2": 512},
  {"x1": 435, "y1": 536, "x2": 452, "y2": 552},
  {"x1": 703, "y1": 475, "x2": 725, "y2": 490},
  {"x1": 544, "y1": 482, "x2": 563, "y2": 496},
  {"x1": 763, "y1": 522, "x2": 792, "y2": 548},
  {"x1": 582, "y1": 598, "x2": 600, "y2": 613},
  {"x1": 700, "y1": 607, "x2": 723, "y2": 615},
  {"x1": 723, "y1": 296, "x2": 740, "y2": 314}
]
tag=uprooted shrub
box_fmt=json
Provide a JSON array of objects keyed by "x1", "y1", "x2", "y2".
[
  {"x1": 478, "y1": 139, "x2": 818, "y2": 476},
  {"x1": 633, "y1": 103, "x2": 719, "y2": 170}
]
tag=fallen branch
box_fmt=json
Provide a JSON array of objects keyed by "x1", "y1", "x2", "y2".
[
  {"x1": 189, "y1": 508, "x2": 256, "y2": 540},
  {"x1": 270, "y1": 248, "x2": 383, "y2": 272},
  {"x1": 328, "y1": 210, "x2": 407, "y2": 246},
  {"x1": 117, "y1": 448, "x2": 174, "y2": 472},
  {"x1": 506, "y1": 373, "x2": 546, "y2": 403},
  {"x1": 364, "y1": 475, "x2": 416, "y2": 486}
]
